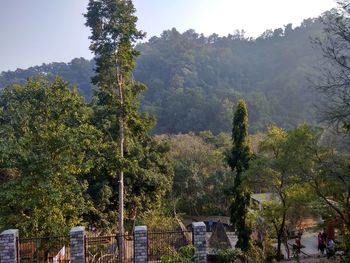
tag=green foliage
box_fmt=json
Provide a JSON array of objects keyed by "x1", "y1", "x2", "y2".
[
  {"x1": 0, "y1": 77, "x2": 98, "y2": 236},
  {"x1": 0, "y1": 58, "x2": 95, "y2": 99},
  {"x1": 228, "y1": 100, "x2": 252, "y2": 253},
  {"x1": 216, "y1": 248, "x2": 242, "y2": 263},
  {"x1": 85, "y1": 0, "x2": 145, "y2": 86},
  {"x1": 135, "y1": 23, "x2": 323, "y2": 134},
  {"x1": 158, "y1": 133, "x2": 232, "y2": 215},
  {"x1": 246, "y1": 244, "x2": 266, "y2": 263},
  {"x1": 228, "y1": 100, "x2": 251, "y2": 175},
  {"x1": 160, "y1": 245, "x2": 197, "y2": 263}
]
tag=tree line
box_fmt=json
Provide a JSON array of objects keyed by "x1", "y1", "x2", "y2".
[{"x1": 0, "y1": 16, "x2": 326, "y2": 134}]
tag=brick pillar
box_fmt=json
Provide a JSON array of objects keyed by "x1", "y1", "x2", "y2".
[
  {"x1": 192, "y1": 222, "x2": 207, "y2": 263},
  {"x1": 70, "y1": 226, "x2": 85, "y2": 263},
  {"x1": 0, "y1": 229, "x2": 19, "y2": 263},
  {"x1": 134, "y1": 225, "x2": 147, "y2": 263}
]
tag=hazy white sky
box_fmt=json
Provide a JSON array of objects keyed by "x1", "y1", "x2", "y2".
[
  {"x1": 136, "y1": 0, "x2": 337, "y2": 37},
  {"x1": 0, "y1": 0, "x2": 338, "y2": 72}
]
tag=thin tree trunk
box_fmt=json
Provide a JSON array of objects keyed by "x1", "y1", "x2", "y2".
[
  {"x1": 117, "y1": 70, "x2": 125, "y2": 260},
  {"x1": 276, "y1": 213, "x2": 286, "y2": 261},
  {"x1": 277, "y1": 234, "x2": 282, "y2": 261},
  {"x1": 131, "y1": 206, "x2": 137, "y2": 234},
  {"x1": 283, "y1": 231, "x2": 290, "y2": 259}
]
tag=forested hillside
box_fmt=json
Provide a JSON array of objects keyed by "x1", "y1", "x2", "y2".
[
  {"x1": 2, "y1": 0, "x2": 350, "y2": 259},
  {"x1": 0, "y1": 17, "x2": 325, "y2": 134}
]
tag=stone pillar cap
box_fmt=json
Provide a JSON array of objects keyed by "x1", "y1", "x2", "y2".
[
  {"x1": 70, "y1": 226, "x2": 85, "y2": 234},
  {"x1": 0, "y1": 229, "x2": 19, "y2": 236},
  {"x1": 192, "y1": 222, "x2": 206, "y2": 228},
  {"x1": 135, "y1": 225, "x2": 147, "y2": 232}
]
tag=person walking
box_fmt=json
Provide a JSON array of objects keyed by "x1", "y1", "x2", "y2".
[
  {"x1": 326, "y1": 239, "x2": 335, "y2": 259},
  {"x1": 319, "y1": 238, "x2": 326, "y2": 255}
]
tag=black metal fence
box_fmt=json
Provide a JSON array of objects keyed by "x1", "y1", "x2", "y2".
[
  {"x1": 85, "y1": 234, "x2": 134, "y2": 263},
  {"x1": 19, "y1": 235, "x2": 70, "y2": 263},
  {"x1": 147, "y1": 230, "x2": 192, "y2": 262},
  {"x1": 16, "y1": 229, "x2": 192, "y2": 263}
]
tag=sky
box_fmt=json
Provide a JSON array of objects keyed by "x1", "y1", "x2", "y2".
[{"x1": 0, "y1": 0, "x2": 338, "y2": 72}]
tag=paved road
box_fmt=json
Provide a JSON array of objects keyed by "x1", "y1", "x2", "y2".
[
  {"x1": 280, "y1": 257, "x2": 338, "y2": 263},
  {"x1": 276, "y1": 232, "x2": 342, "y2": 263},
  {"x1": 273, "y1": 231, "x2": 319, "y2": 258},
  {"x1": 207, "y1": 231, "x2": 341, "y2": 262}
]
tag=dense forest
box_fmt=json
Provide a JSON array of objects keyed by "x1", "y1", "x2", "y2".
[{"x1": 0, "y1": 17, "x2": 325, "y2": 134}]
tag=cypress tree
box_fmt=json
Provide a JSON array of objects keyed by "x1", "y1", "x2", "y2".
[{"x1": 227, "y1": 99, "x2": 252, "y2": 254}]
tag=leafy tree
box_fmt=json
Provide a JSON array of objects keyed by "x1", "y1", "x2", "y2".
[
  {"x1": 249, "y1": 125, "x2": 317, "y2": 260},
  {"x1": 85, "y1": 0, "x2": 172, "y2": 233},
  {"x1": 227, "y1": 100, "x2": 252, "y2": 255},
  {"x1": 307, "y1": 144, "x2": 350, "y2": 255},
  {"x1": 0, "y1": 77, "x2": 97, "y2": 236}
]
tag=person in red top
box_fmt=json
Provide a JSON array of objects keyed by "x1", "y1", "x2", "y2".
[{"x1": 293, "y1": 236, "x2": 302, "y2": 254}]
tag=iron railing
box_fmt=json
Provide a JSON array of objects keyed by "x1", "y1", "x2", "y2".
[
  {"x1": 147, "y1": 230, "x2": 192, "y2": 262},
  {"x1": 85, "y1": 234, "x2": 134, "y2": 263},
  {"x1": 16, "y1": 229, "x2": 193, "y2": 263},
  {"x1": 19, "y1": 235, "x2": 70, "y2": 263}
]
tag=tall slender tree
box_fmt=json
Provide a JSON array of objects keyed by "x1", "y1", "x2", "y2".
[
  {"x1": 85, "y1": 0, "x2": 145, "y2": 237},
  {"x1": 85, "y1": 0, "x2": 144, "y2": 238},
  {"x1": 84, "y1": 0, "x2": 172, "y2": 241},
  {"x1": 227, "y1": 100, "x2": 252, "y2": 255}
]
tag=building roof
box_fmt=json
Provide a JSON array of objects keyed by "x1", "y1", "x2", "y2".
[{"x1": 182, "y1": 215, "x2": 231, "y2": 226}]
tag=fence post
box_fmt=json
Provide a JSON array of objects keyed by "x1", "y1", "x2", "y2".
[
  {"x1": 192, "y1": 222, "x2": 207, "y2": 263},
  {"x1": 70, "y1": 226, "x2": 85, "y2": 263},
  {"x1": 134, "y1": 225, "x2": 147, "y2": 263},
  {"x1": 0, "y1": 229, "x2": 19, "y2": 263}
]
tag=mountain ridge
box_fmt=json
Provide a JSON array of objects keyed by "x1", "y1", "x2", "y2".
[{"x1": 0, "y1": 17, "x2": 326, "y2": 134}]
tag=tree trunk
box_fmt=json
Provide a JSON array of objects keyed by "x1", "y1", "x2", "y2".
[
  {"x1": 277, "y1": 234, "x2": 283, "y2": 261},
  {"x1": 276, "y1": 213, "x2": 286, "y2": 261},
  {"x1": 118, "y1": 71, "x2": 125, "y2": 260},
  {"x1": 131, "y1": 206, "x2": 137, "y2": 234},
  {"x1": 283, "y1": 232, "x2": 290, "y2": 259}
]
